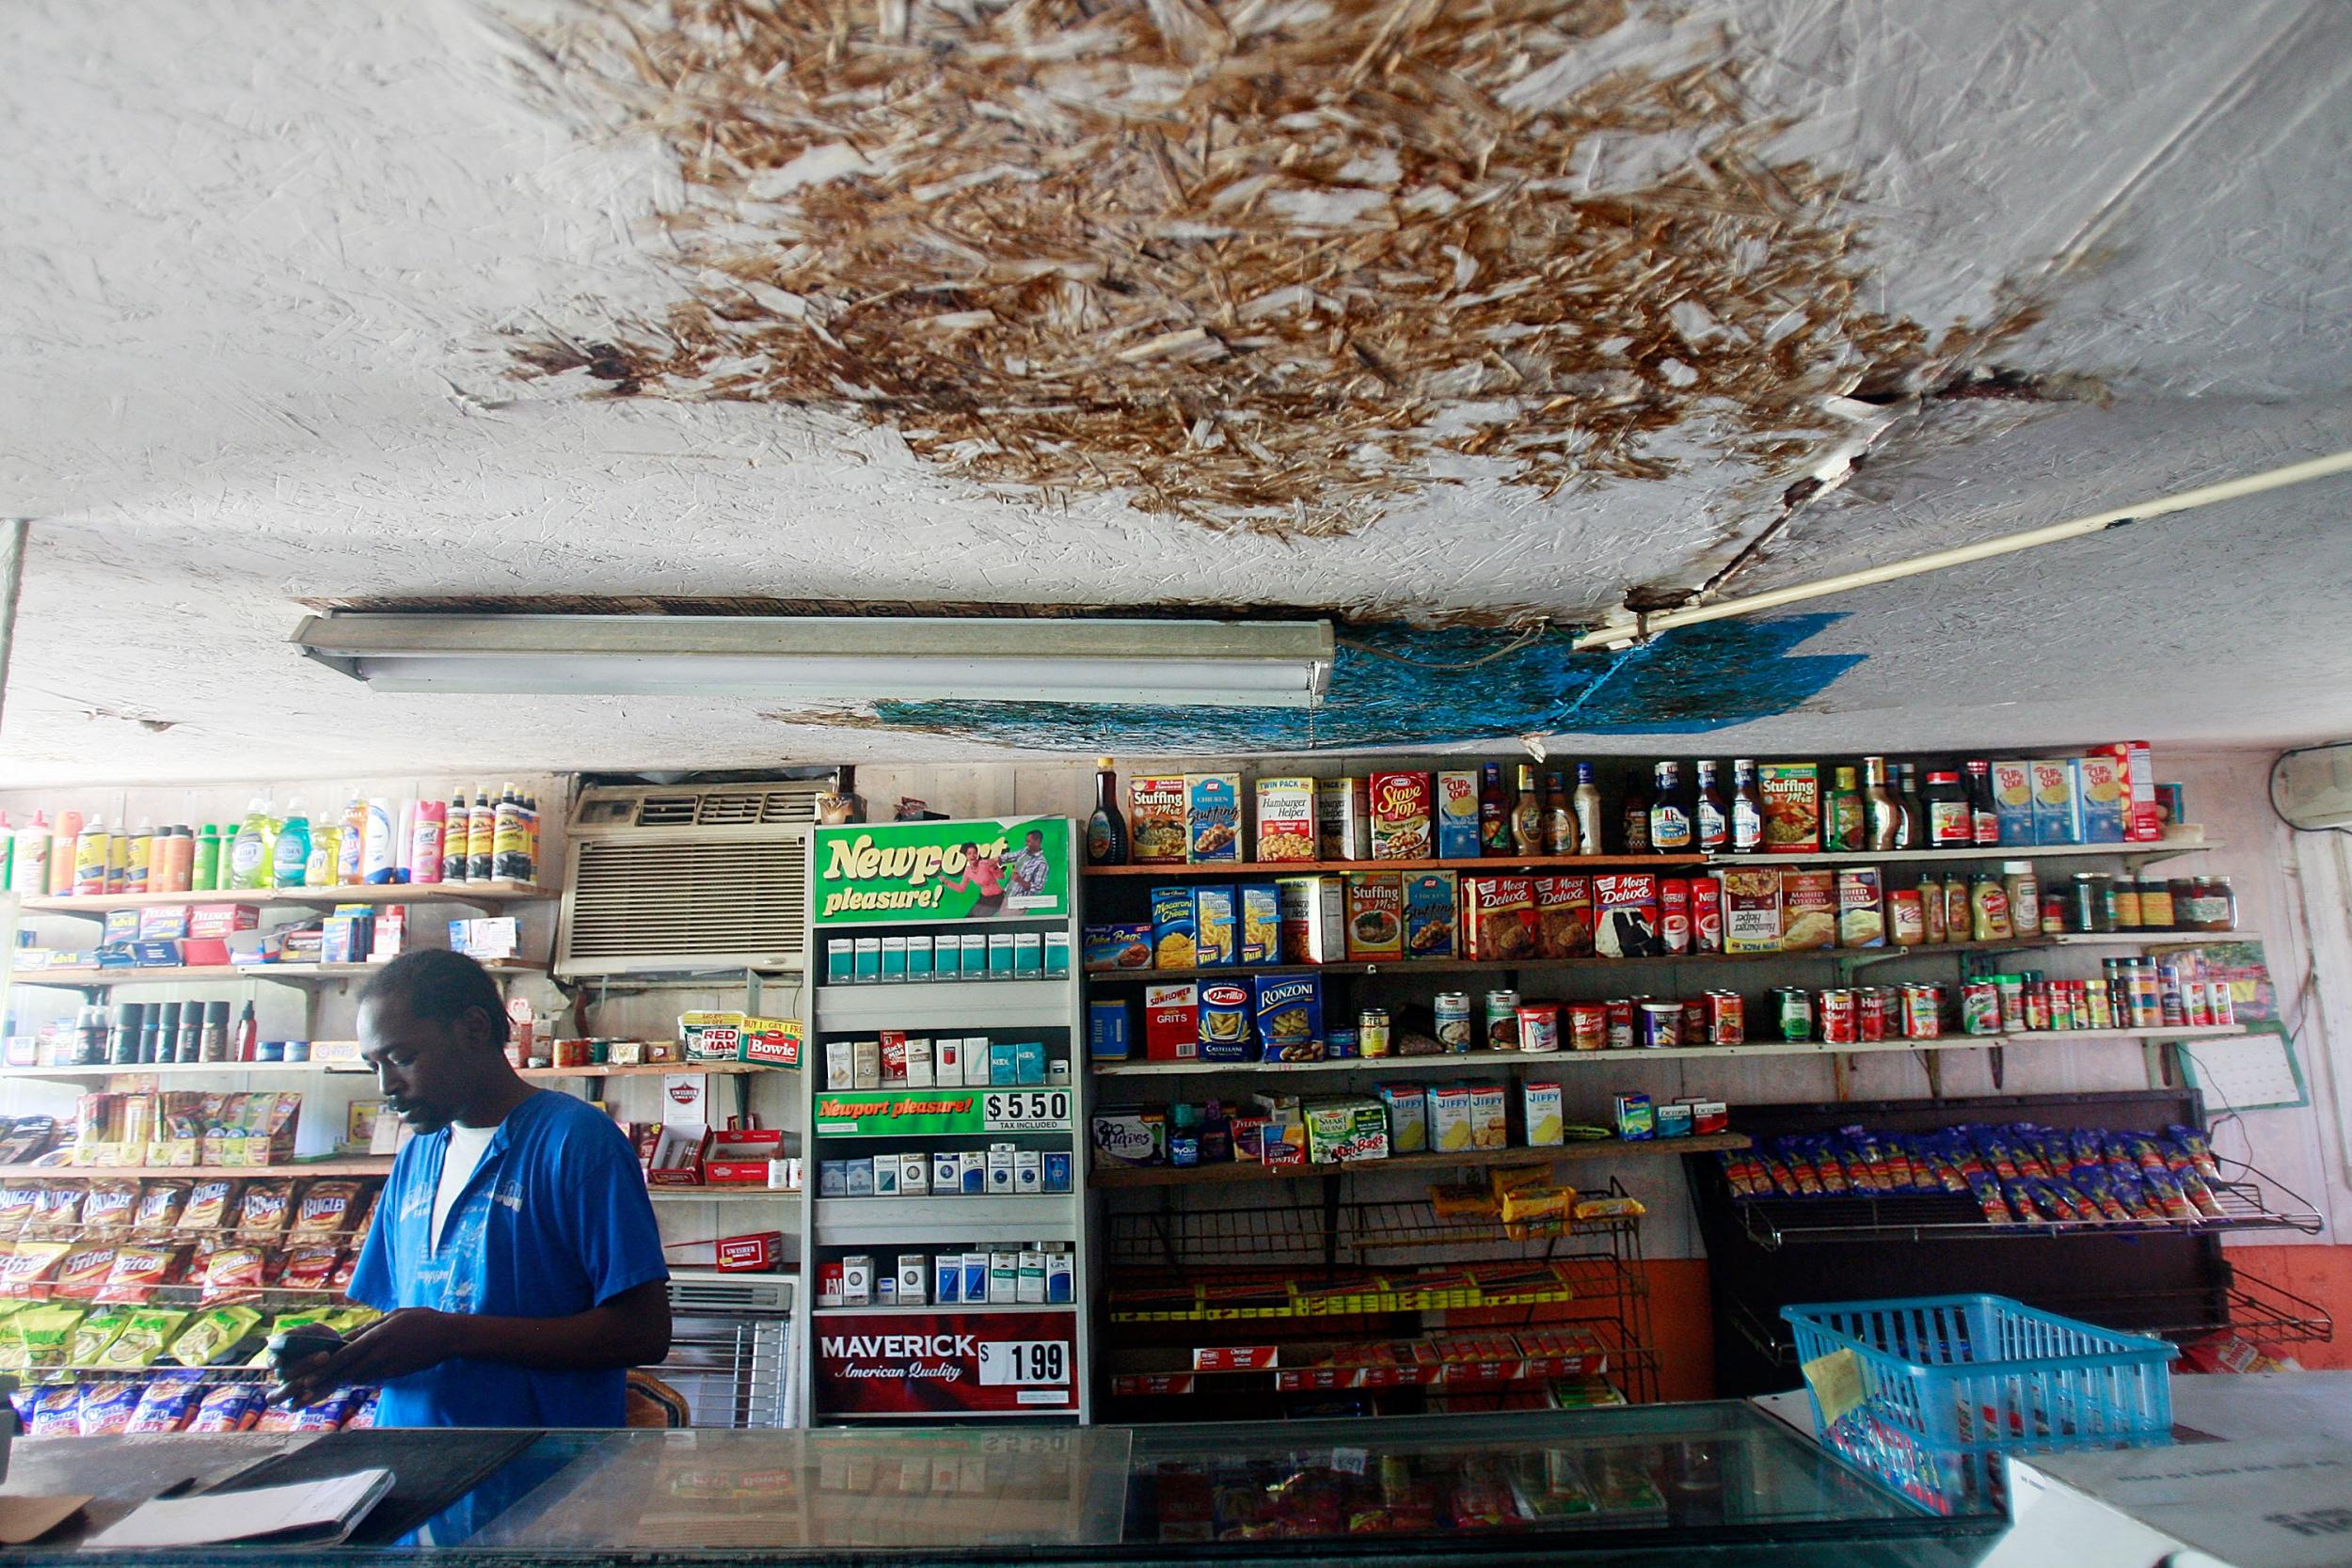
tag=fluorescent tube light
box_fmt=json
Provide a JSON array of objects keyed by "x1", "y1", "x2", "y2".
[{"x1": 292, "y1": 613, "x2": 1334, "y2": 708}]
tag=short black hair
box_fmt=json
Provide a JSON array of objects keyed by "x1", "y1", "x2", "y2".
[{"x1": 359, "y1": 948, "x2": 512, "y2": 1045}]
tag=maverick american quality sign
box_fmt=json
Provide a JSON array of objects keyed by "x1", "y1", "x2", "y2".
[{"x1": 815, "y1": 1311, "x2": 1078, "y2": 1415}]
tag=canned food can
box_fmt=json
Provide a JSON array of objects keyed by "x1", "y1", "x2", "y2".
[
  {"x1": 1434, "y1": 992, "x2": 1473, "y2": 1052},
  {"x1": 1484, "y1": 990, "x2": 1521, "y2": 1051},
  {"x1": 1773, "y1": 987, "x2": 1813, "y2": 1043},
  {"x1": 1856, "y1": 988, "x2": 1887, "y2": 1043},
  {"x1": 1637, "y1": 1002, "x2": 1682, "y2": 1048},
  {"x1": 1961, "y1": 981, "x2": 2001, "y2": 1037},
  {"x1": 1605, "y1": 999, "x2": 1635, "y2": 1051},
  {"x1": 1706, "y1": 990, "x2": 1745, "y2": 1046},
  {"x1": 1818, "y1": 989, "x2": 1856, "y2": 1046},
  {"x1": 1680, "y1": 999, "x2": 1708, "y2": 1045},
  {"x1": 2208, "y1": 979, "x2": 2235, "y2": 1027},
  {"x1": 1902, "y1": 984, "x2": 1943, "y2": 1040},
  {"x1": 1517, "y1": 1004, "x2": 1561, "y2": 1054},
  {"x1": 1326, "y1": 1028, "x2": 1359, "y2": 1060},
  {"x1": 1691, "y1": 877, "x2": 1723, "y2": 954},
  {"x1": 1359, "y1": 1007, "x2": 1391, "y2": 1057},
  {"x1": 1567, "y1": 1003, "x2": 1607, "y2": 1052},
  {"x1": 1660, "y1": 879, "x2": 1691, "y2": 955},
  {"x1": 555, "y1": 1037, "x2": 592, "y2": 1069}
]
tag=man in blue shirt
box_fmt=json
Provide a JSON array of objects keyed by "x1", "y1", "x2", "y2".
[{"x1": 274, "y1": 950, "x2": 671, "y2": 1426}]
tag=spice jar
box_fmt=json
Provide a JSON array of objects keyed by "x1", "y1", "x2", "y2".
[
  {"x1": 2041, "y1": 892, "x2": 2067, "y2": 938},
  {"x1": 2138, "y1": 878, "x2": 2176, "y2": 929}
]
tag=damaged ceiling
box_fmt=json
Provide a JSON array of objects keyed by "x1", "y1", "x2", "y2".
[{"x1": 4, "y1": 0, "x2": 2352, "y2": 781}]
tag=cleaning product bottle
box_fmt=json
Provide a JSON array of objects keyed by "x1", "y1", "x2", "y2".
[
  {"x1": 409, "y1": 795, "x2": 446, "y2": 885},
  {"x1": 0, "y1": 813, "x2": 13, "y2": 893},
  {"x1": 522, "y1": 793, "x2": 541, "y2": 884},
  {"x1": 13, "y1": 812, "x2": 47, "y2": 899},
  {"x1": 306, "y1": 821, "x2": 337, "y2": 888},
  {"x1": 125, "y1": 816, "x2": 155, "y2": 895},
  {"x1": 73, "y1": 816, "x2": 110, "y2": 897},
  {"x1": 337, "y1": 791, "x2": 367, "y2": 885},
  {"x1": 164, "y1": 825, "x2": 194, "y2": 892},
  {"x1": 234, "y1": 1001, "x2": 258, "y2": 1064},
  {"x1": 439, "y1": 789, "x2": 468, "y2": 883},
  {"x1": 467, "y1": 786, "x2": 495, "y2": 883},
  {"x1": 361, "y1": 798, "x2": 396, "y2": 884},
  {"x1": 191, "y1": 824, "x2": 221, "y2": 893},
  {"x1": 230, "y1": 800, "x2": 273, "y2": 890},
  {"x1": 492, "y1": 784, "x2": 527, "y2": 883},
  {"x1": 104, "y1": 821, "x2": 130, "y2": 895},
  {"x1": 48, "y1": 811, "x2": 79, "y2": 895}
]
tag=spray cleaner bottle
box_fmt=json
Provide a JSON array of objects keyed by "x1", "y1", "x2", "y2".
[{"x1": 74, "y1": 816, "x2": 110, "y2": 897}]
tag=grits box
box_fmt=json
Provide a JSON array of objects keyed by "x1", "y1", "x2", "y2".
[
  {"x1": 1253, "y1": 776, "x2": 1318, "y2": 862},
  {"x1": 1185, "y1": 773, "x2": 1244, "y2": 863},
  {"x1": 1129, "y1": 776, "x2": 1189, "y2": 864},
  {"x1": 1367, "y1": 771, "x2": 1434, "y2": 861},
  {"x1": 1304, "y1": 1099, "x2": 1389, "y2": 1164},
  {"x1": 1143, "y1": 984, "x2": 1200, "y2": 1061}
]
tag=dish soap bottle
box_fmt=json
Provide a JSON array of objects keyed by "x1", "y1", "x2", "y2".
[
  {"x1": 272, "y1": 797, "x2": 311, "y2": 889},
  {"x1": 230, "y1": 799, "x2": 274, "y2": 890},
  {"x1": 1085, "y1": 758, "x2": 1128, "y2": 866}
]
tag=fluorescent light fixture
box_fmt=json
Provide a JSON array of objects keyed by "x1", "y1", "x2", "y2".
[{"x1": 292, "y1": 613, "x2": 1334, "y2": 708}]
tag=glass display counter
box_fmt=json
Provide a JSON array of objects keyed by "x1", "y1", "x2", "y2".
[{"x1": 0, "y1": 1403, "x2": 2003, "y2": 1565}]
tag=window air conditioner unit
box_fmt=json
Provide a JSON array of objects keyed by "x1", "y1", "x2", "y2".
[{"x1": 555, "y1": 782, "x2": 828, "y2": 979}]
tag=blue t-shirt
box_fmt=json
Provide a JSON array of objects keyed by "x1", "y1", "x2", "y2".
[{"x1": 349, "y1": 1090, "x2": 669, "y2": 1428}]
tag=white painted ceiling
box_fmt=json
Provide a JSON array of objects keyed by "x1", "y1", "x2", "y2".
[{"x1": 7, "y1": 0, "x2": 2352, "y2": 784}]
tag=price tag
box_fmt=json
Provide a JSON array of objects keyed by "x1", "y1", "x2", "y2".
[
  {"x1": 982, "y1": 1089, "x2": 1072, "y2": 1132},
  {"x1": 1802, "y1": 1348, "x2": 1867, "y2": 1428},
  {"x1": 977, "y1": 1339, "x2": 1071, "y2": 1386}
]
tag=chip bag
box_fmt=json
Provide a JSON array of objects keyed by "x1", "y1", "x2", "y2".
[
  {"x1": 25, "y1": 1383, "x2": 81, "y2": 1437},
  {"x1": 8, "y1": 1304, "x2": 87, "y2": 1370},
  {"x1": 125, "y1": 1375, "x2": 206, "y2": 1433},
  {"x1": 1, "y1": 1241, "x2": 72, "y2": 1300},
  {"x1": 134, "y1": 1181, "x2": 189, "y2": 1233},
  {"x1": 169, "y1": 1306, "x2": 263, "y2": 1368},
  {"x1": 69, "y1": 1307, "x2": 136, "y2": 1368},
  {"x1": 95, "y1": 1309, "x2": 185, "y2": 1372},
  {"x1": 182, "y1": 1178, "x2": 241, "y2": 1231},
  {"x1": 80, "y1": 1180, "x2": 140, "y2": 1234},
  {"x1": 97, "y1": 1243, "x2": 188, "y2": 1306},
  {"x1": 187, "y1": 1382, "x2": 264, "y2": 1433},
  {"x1": 293, "y1": 1180, "x2": 361, "y2": 1239},
  {"x1": 78, "y1": 1380, "x2": 143, "y2": 1436},
  {"x1": 55, "y1": 1245, "x2": 120, "y2": 1302}
]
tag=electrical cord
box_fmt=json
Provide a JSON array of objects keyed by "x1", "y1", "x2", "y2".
[{"x1": 2267, "y1": 743, "x2": 2352, "y2": 837}]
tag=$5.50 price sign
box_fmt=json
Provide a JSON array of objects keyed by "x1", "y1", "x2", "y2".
[
  {"x1": 977, "y1": 1339, "x2": 1070, "y2": 1387},
  {"x1": 983, "y1": 1089, "x2": 1071, "y2": 1132}
]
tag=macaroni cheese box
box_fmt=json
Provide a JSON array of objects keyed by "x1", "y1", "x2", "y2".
[
  {"x1": 1435, "y1": 769, "x2": 1482, "y2": 860},
  {"x1": 1143, "y1": 984, "x2": 1200, "y2": 1061},
  {"x1": 1276, "y1": 876, "x2": 1344, "y2": 964},
  {"x1": 1193, "y1": 885, "x2": 1238, "y2": 968},
  {"x1": 1403, "y1": 872, "x2": 1458, "y2": 960},
  {"x1": 1129, "y1": 776, "x2": 1188, "y2": 864},
  {"x1": 2031, "y1": 758, "x2": 2083, "y2": 844},
  {"x1": 1088, "y1": 999, "x2": 1131, "y2": 1061},
  {"x1": 1252, "y1": 777, "x2": 1317, "y2": 862},
  {"x1": 1377, "y1": 1085, "x2": 1429, "y2": 1154},
  {"x1": 2074, "y1": 753, "x2": 2126, "y2": 844},
  {"x1": 1991, "y1": 760, "x2": 2036, "y2": 845},
  {"x1": 1237, "y1": 883, "x2": 1280, "y2": 965},
  {"x1": 1253, "y1": 974, "x2": 1325, "y2": 1063},
  {"x1": 1184, "y1": 773, "x2": 1243, "y2": 863},
  {"x1": 1151, "y1": 887, "x2": 1198, "y2": 970}
]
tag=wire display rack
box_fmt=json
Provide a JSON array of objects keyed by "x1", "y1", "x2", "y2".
[{"x1": 1730, "y1": 1157, "x2": 2323, "y2": 1249}]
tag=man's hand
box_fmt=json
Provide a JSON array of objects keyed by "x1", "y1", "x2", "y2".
[{"x1": 270, "y1": 1308, "x2": 465, "y2": 1408}]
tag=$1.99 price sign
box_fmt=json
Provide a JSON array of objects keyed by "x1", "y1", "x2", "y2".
[
  {"x1": 982, "y1": 1089, "x2": 1071, "y2": 1132},
  {"x1": 977, "y1": 1339, "x2": 1069, "y2": 1387}
]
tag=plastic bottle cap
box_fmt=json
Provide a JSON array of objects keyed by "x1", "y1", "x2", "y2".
[{"x1": 2002, "y1": 861, "x2": 2033, "y2": 873}]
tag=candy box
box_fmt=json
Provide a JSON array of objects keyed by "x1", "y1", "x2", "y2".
[
  {"x1": 1402, "y1": 872, "x2": 1458, "y2": 960},
  {"x1": 1344, "y1": 873, "x2": 1405, "y2": 961},
  {"x1": 1366, "y1": 771, "x2": 1433, "y2": 861},
  {"x1": 1090, "y1": 1110, "x2": 1166, "y2": 1167},
  {"x1": 1129, "y1": 776, "x2": 1189, "y2": 864},
  {"x1": 1434, "y1": 770, "x2": 1482, "y2": 860},
  {"x1": 1184, "y1": 773, "x2": 1243, "y2": 863},
  {"x1": 1302, "y1": 1098, "x2": 1389, "y2": 1164},
  {"x1": 1237, "y1": 883, "x2": 1280, "y2": 965},
  {"x1": 1991, "y1": 760, "x2": 2036, "y2": 845},
  {"x1": 1150, "y1": 887, "x2": 1197, "y2": 970},
  {"x1": 1533, "y1": 875, "x2": 1593, "y2": 958},
  {"x1": 1193, "y1": 884, "x2": 1238, "y2": 969},
  {"x1": 2031, "y1": 758, "x2": 2082, "y2": 845},
  {"x1": 1460, "y1": 876, "x2": 1536, "y2": 961},
  {"x1": 1315, "y1": 776, "x2": 1371, "y2": 860},
  {"x1": 1083, "y1": 923, "x2": 1152, "y2": 973},
  {"x1": 740, "y1": 1016, "x2": 801, "y2": 1068},
  {"x1": 1758, "y1": 763, "x2": 1820, "y2": 852},
  {"x1": 1468, "y1": 1085, "x2": 1508, "y2": 1150},
  {"x1": 1593, "y1": 873, "x2": 1661, "y2": 958},
  {"x1": 1252, "y1": 777, "x2": 1317, "y2": 862},
  {"x1": 1253, "y1": 974, "x2": 1325, "y2": 1063},
  {"x1": 1143, "y1": 984, "x2": 1200, "y2": 1061},
  {"x1": 1376, "y1": 1085, "x2": 1429, "y2": 1154},
  {"x1": 1276, "y1": 875, "x2": 1344, "y2": 964}
]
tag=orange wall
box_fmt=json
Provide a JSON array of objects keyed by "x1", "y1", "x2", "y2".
[{"x1": 2225, "y1": 1245, "x2": 2352, "y2": 1370}]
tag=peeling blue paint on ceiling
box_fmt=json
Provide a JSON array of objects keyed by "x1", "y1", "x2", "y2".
[{"x1": 873, "y1": 613, "x2": 1861, "y2": 752}]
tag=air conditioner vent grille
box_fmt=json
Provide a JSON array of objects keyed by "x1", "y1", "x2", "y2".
[
  {"x1": 564, "y1": 839, "x2": 807, "y2": 964},
  {"x1": 630, "y1": 789, "x2": 821, "y2": 828}
]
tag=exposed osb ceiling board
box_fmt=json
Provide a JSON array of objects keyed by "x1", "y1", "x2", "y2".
[{"x1": 4, "y1": 0, "x2": 2352, "y2": 783}]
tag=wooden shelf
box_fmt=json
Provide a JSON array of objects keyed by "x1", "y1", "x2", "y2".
[
  {"x1": 1088, "y1": 1134, "x2": 1748, "y2": 1188},
  {"x1": 10, "y1": 959, "x2": 547, "y2": 990},
  {"x1": 1085, "y1": 932, "x2": 2244, "y2": 983},
  {"x1": 1084, "y1": 854, "x2": 1707, "y2": 879},
  {"x1": 18, "y1": 882, "x2": 553, "y2": 915},
  {"x1": 0, "y1": 1158, "x2": 394, "y2": 1180},
  {"x1": 0, "y1": 1059, "x2": 373, "y2": 1081},
  {"x1": 1706, "y1": 842, "x2": 2222, "y2": 868},
  {"x1": 521, "y1": 1061, "x2": 773, "y2": 1080}
]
